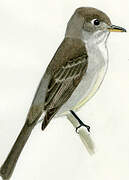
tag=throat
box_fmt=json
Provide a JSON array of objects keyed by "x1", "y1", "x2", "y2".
[
  {"x1": 85, "y1": 40, "x2": 108, "y2": 71},
  {"x1": 82, "y1": 30, "x2": 110, "y2": 45},
  {"x1": 82, "y1": 30, "x2": 109, "y2": 68}
]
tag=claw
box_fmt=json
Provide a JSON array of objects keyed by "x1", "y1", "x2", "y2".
[
  {"x1": 76, "y1": 125, "x2": 81, "y2": 133},
  {"x1": 76, "y1": 124, "x2": 90, "y2": 134},
  {"x1": 70, "y1": 110, "x2": 91, "y2": 134}
]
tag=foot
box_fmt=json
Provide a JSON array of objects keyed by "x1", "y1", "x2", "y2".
[
  {"x1": 76, "y1": 123, "x2": 90, "y2": 133},
  {"x1": 70, "y1": 110, "x2": 90, "y2": 134}
]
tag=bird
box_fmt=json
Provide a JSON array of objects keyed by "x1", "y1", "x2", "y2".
[{"x1": 0, "y1": 7, "x2": 126, "y2": 180}]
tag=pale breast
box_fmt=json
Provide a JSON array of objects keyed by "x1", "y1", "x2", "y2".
[
  {"x1": 73, "y1": 42, "x2": 109, "y2": 111},
  {"x1": 57, "y1": 42, "x2": 108, "y2": 116}
]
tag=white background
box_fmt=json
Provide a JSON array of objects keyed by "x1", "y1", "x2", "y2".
[{"x1": 0, "y1": 0, "x2": 129, "y2": 180}]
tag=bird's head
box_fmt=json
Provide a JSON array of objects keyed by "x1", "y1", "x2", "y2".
[{"x1": 65, "y1": 7, "x2": 126, "y2": 44}]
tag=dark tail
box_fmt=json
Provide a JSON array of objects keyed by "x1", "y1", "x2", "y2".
[{"x1": 0, "y1": 121, "x2": 36, "y2": 180}]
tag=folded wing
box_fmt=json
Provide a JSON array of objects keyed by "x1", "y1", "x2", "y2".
[{"x1": 42, "y1": 38, "x2": 88, "y2": 130}]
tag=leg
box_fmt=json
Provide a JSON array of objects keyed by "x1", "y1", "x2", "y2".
[{"x1": 70, "y1": 110, "x2": 90, "y2": 133}]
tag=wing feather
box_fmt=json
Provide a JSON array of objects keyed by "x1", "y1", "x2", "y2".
[
  {"x1": 26, "y1": 37, "x2": 88, "y2": 128},
  {"x1": 42, "y1": 52, "x2": 88, "y2": 130}
]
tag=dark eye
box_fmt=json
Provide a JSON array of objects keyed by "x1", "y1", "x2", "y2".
[{"x1": 91, "y1": 19, "x2": 100, "y2": 26}]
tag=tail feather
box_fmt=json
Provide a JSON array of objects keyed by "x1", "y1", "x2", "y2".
[
  {"x1": 0, "y1": 121, "x2": 36, "y2": 180},
  {"x1": 41, "y1": 108, "x2": 58, "y2": 130}
]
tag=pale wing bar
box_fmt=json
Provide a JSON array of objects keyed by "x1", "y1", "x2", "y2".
[{"x1": 44, "y1": 54, "x2": 88, "y2": 110}]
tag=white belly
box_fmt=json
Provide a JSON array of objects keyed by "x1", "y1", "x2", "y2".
[{"x1": 57, "y1": 42, "x2": 108, "y2": 116}]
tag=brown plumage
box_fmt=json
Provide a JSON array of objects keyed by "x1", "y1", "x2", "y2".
[
  {"x1": 1, "y1": 6, "x2": 126, "y2": 180},
  {"x1": 42, "y1": 38, "x2": 88, "y2": 130},
  {"x1": 75, "y1": 7, "x2": 111, "y2": 25}
]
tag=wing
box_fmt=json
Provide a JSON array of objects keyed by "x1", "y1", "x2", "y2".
[{"x1": 42, "y1": 38, "x2": 88, "y2": 130}]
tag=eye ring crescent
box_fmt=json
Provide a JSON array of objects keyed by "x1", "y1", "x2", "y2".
[{"x1": 91, "y1": 19, "x2": 100, "y2": 26}]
